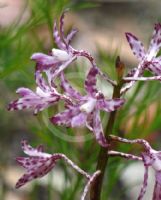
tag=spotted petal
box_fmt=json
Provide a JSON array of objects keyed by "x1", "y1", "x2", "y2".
[
  {"x1": 126, "y1": 33, "x2": 146, "y2": 61},
  {"x1": 146, "y1": 57, "x2": 161, "y2": 75},
  {"x1": 89, "y1": 110, "x2": 108, "y2": 147},
  {"x1": 51, "y1": 56, "x2": 76, "y2": 79},
  {"x1": 15, "y1": 141, "x2": 62, "y2": 189},
  {"x1": 16, "y1": 156, "x2": 58, "y2": 188},
  {"x1": 21, "y1": 140, "x2": 51, "y2": 158},
  {"x1": 60, "y1": 73, "x2": 82, "y2": 100},
  {"x1": 50, "y1": 106, "x2": 80, "y2": 127},
  {"x1": 71, "y1": 112, "x2": 87, "y2": 127},
  {"x1": 66, "y1": 28, "x2": 78, "y2": 45},
  {"x1": 8, "y1": 86, "x2": 60, "y2": 114},
  {"x1": 85, "y1": 67, "x2": 99, "y2": 97},
  {"x1": 31, "y1": 53, "x2": 59, "y2": 66},
  {"x1": 35, "y1": 71, "x2": 51, "y2": 92},
  {"x1": 148, "y1": 23, "x2": 161, "y2": 59},
  {"x1": 97, "y1": 98, "x2": 124, "y2": 112},
  {"x1": 53, "y1": 21, "x2": 66, "y2": 50}
]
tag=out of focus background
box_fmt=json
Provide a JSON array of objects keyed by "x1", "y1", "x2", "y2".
[{"x1": 0, "y1": 0, "x2": 161, "y2": 199}]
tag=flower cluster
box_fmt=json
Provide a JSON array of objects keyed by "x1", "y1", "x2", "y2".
[
  {"x1": 9, "y1": 11, "x2": 124, "y2": 147},
  {"x1": 8, "y1": 10, "x2": 161, "y2": 200}
]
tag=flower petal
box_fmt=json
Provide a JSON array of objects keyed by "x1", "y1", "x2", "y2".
[
  {"x1": 16, "y1": 87, "x2": 33, "y2": 96},
  {"x1": 8, "y1": 87, "x2": 60, "y2": 114},
  {"x1": 16, "y1": 156, "x2": 57, "y2": 188},
  {"x1": 97, "y1": 98, "x2": 124, "y2": 112},
  {"x1": 60, "y1": 73, "x2": 82, "y2": 100},
  {"x1": 71, "y1": 112, "x2": 87, "y2": 127},
  {"x1": 148, "y1": 23, "x2": 161, "y2": 59},
  {"x1": 16, "y1": 157, "x2": 48, "y2": 170},
  {"x1": 51, "y1": 56, "x2": 76, "y2": 79},
  {"x1": 66, "y1": 28, "x2": 78, "y2": 44},
  {"x1": 126, "y1": 32, "x2": 146, "y2": 61},
  {"x1": 15, "y1": 141, "x2": 62, "y2": 188},
  {"x1": 146, "y1": 57, "x2": 161, "y2": 76},
  {"x1": 21, "y1": 140, "x2": 51, "y2": 158},
  {"x1": 53, "y1": 21, "x2": 66, "y2": 50},
  {"x1": 31, "y1": 53, "x2": 59, "y2": 66},
  {"x1": 90, "y1": 110, "x2": 108, "y2": 147},
  {"x1": 35, "y1": 71, "x2": 50, "y2": 92},
  {"x1": 50, "y1": 106, "x2": 80, "y2": 127},
  {"x1": 85, "y1": 67, "x2": 99, "y2": 97}
]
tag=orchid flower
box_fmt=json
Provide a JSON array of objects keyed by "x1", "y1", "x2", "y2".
[
  {"x1": 8, "y1": 71, "x2": 63, "y2": 114},
  {"x1": 31, "y1": 11, "x2": 77, "y2": 80},
  {"x1": 109, "y1": 135, "x2": 161, "y2": 200},
  {"x1": 122, "y1": 24, "x2": 161, "y2": 94},
  {"x1": 31, "y1": 11, "x2": 116, "y2": 86},
  {"x1": 50, "y1": 67, "x2": 124, "y2": 147},
  {"x1": 16, "y1": 140, "x2": 100, "y2": 200}
]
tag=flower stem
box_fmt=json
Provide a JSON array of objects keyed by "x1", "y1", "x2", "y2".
[{"x1": 90, "y1": 57, "x2": 124, "y2": 200}]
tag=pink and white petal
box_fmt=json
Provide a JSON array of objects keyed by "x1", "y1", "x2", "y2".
[
  {"x1": 66, "y1": 28, "x2": 78, "y2": 45},
  {"x1": 71, "y1": 112, "x2": 87, "y2": 127},
  {"x1": 16, "y1": 171, "x2": 35, "y2": 188},
  {"x1": 16, "y1": 87, "x2": 34, "y2": 97},
  {"x1": 9, "y1": 90, "x2": 59, "y2": 113},
  {"x1": 21, "y1": 140, "x2": 51, "y2": 158},
  {"x1": 97, "y1": 98, "x2": 124, "y2": 112},
  {"x1": 51, "y1": 56, "x2": 76, "y2": 79},
  {"x1": 146, "y1": 57, "x2": 161, "y2": 75},
  {"x1": 59, "y1": 11, "x2": 68, "y2": 45},
  {"x1": 85, "y1": 67, "x2": 99, "y2": 97},
  {"x1": 50, "y1": 106, "x2": 80, "y2": 127},
  {"x1": 35, "y1": 71, "x2": 50, "y2": 92},
  {"x1": 60, "y1": 73, "x2": 82, "y2": 100},
  {"x1": 126, "y1": 33, "x2": 146, "y2": 61},
  {"x1": 31, "y1": 53, "x2": 59, "y2": 66},
  {"x1": 16, "y1": 157, "x2": 57, "y2": 188},
  {"x1": 92, "y1": 110, "x2": 108, "y2": 147},
  {"x1": 16, "y1": 157, "x2": 48, "y2": 170},
  {"x1": 148, "y1": 23, "x2": 161, "y2": 59},
  {"x1": 53, "y1": 21, "x2": 66, "y2": 50},
  {"x1": 8, "y1": 88, "x2": 35, "y2": 111}
]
